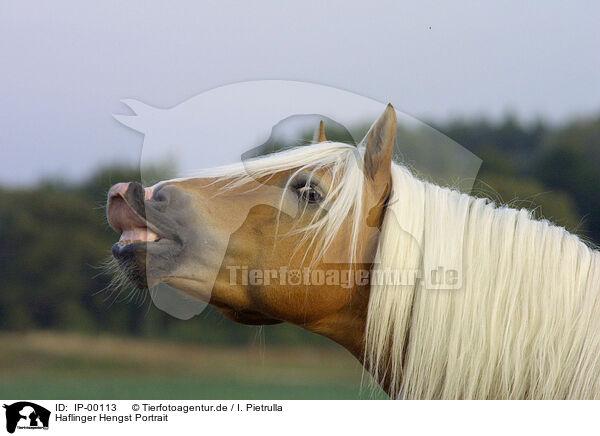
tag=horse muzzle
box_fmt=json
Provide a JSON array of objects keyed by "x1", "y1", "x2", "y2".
[
  {"x1": 106, "y1": 181, "x2": 172, "y2": 288},
  {"x1": 107, "y1": 182, "x2": 160, "y2": 245}
]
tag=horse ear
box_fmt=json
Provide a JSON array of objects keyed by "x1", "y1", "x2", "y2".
[
  {"x1": 362, "y1": 104, "x2": 397, "y2": 187},
  {"x1": 312, "y1": 120, "x2": 327, "y2": 143}
]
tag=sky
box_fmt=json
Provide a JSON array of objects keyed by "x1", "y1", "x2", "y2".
[{"x1": 1, "y1": 1, "x2": 599, "y2": 185}]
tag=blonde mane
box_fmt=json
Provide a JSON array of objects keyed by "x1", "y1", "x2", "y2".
[
  {"x1": 189, "y1": 143, "x2": 600, "y2": 399},
  {"x1": 367, "y1": 163, "x2": 600, "y2": 399}
]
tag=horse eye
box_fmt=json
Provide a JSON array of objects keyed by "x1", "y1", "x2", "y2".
[{"x1": 296, "y1": 185, "x2": 322, "y2": 203}]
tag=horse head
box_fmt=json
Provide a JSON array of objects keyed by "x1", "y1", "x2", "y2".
[{"x1": 106, "y1": 105, "x2": 397, "y2": 355}]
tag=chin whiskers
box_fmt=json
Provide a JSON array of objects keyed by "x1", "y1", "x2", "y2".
[{"x1": 97, "y1": 255, "x2": 148, "y2": 308}]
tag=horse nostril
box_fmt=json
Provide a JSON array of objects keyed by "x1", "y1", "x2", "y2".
[
  {"x1": 128, "y1": 181, "x2": 144, "y2": 197},
  {"x1": 150, "y1": 185, "x2": 173, "y2": 206}
]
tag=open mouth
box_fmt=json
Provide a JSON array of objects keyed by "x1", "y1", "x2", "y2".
[
  {"x1": 117, "y1": 227, "x2": 160, "y2": 247},
  {"x1": 106, "y1": 182, "x2": 169, "y2": 288},
  {"x1": 107, "y1": 183, "x2": 163, "y2": 248},
  {"x1": 110, "y1": 198, "x2": 162, "y2": 250}
]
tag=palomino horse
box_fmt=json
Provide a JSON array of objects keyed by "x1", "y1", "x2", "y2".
[{"x1": 107, "y1": 105, "x2": 600, "y2": 399}]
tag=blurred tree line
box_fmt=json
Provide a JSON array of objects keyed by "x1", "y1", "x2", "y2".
[{"x1": 0, "y1": 114, "x2": 598, "y2": 344}]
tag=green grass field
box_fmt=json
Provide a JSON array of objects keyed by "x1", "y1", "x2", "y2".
[{"x1": 0, "y1": 332, "x2": 387, "y2": 399}]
